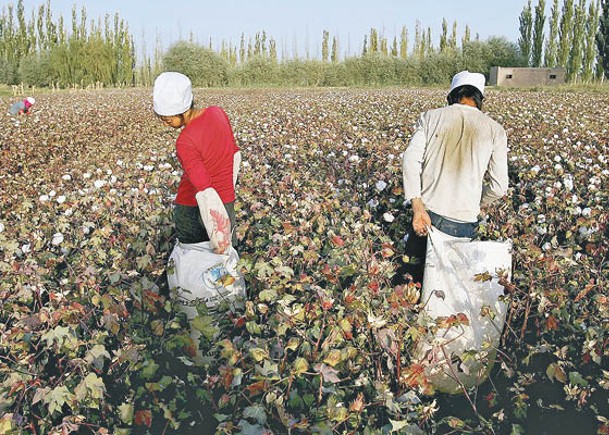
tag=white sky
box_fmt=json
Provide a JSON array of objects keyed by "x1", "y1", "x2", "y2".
[{"x1": 13, "y1": 0, "x2": 532, "y2": 58}]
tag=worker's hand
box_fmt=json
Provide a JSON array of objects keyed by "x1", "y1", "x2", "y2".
[{"x1": 411, "y1": 197, "x2": 431, "y2": 237}]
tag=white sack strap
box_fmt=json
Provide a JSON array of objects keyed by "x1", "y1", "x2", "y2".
[{"x1": 195, "y1": 188, "x2": 232, "y2": 254}]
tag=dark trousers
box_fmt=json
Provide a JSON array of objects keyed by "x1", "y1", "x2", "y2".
[
  {"x1": 402, "y1": 210, "x2": 477, "y2": 284},
  {"x1": 173, "y1": 202, "x2": 237, "y2": 245}
]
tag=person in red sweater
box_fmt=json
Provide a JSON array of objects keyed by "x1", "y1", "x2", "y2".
[{"x1": 153, "y1": 72, "x2": 241, "y2": 253}]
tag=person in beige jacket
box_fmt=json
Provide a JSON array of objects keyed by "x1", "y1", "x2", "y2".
[{"x1": 402, "y1": 70, "x2": 508, "y2": 283}]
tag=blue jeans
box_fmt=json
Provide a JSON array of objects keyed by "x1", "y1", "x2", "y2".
[{"x1": 427, "y1": 210, "x2": 477, "y2": 238}]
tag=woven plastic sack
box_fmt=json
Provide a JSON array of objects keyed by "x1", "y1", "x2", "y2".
[
  {"x1": 167, "y1": 241, "x2": 246, "y2": 316},
  {"x1": 414, "y1": 227, "x2": 512, "y2": 394}
]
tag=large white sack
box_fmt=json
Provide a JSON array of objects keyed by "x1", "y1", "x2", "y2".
[
  {"x1": 414, "y1": 227, "x2": 512, "y2": 394},
  {"x1": 167, "y1": 241, "x2": 246, "y2": 317}
]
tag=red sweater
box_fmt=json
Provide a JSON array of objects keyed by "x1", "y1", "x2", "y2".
[{"x1": 175, "y1": 106, "x2": 239, "y2": 206}]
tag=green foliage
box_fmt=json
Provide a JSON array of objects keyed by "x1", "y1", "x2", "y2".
[
  {"x1": 18, "y1": 51, "x2": 54, "y2": 87},
  {"x1": 162, "y1": 40, "x2": 229, "y2": 87},
  {"x1": 597, "y1": 0, "x2": 609, "y2": 78},
  {"x1": 532, "y1": 0, "x2": 546, "y2": 67},
  {"x1": 519, "y1": 0, "x2": 534, "y2": 66}
]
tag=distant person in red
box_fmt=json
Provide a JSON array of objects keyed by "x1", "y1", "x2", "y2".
[
  {"x1": 153, "y1": 72, "x2": 241, "y2": 254},
  {"x1": 8, "y1": 97, "x2": 35, "y2": 115}
]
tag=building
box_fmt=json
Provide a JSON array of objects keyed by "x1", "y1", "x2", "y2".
[{"x1": 489, "y1": 67, "x2": 566, "y2": 87}]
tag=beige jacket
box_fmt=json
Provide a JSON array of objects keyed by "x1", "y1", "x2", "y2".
[{"x1": 402, "y1": 104, "x2": 508, "y2": 223}]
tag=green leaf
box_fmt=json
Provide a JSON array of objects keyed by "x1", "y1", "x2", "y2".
[
  {"x1": 568, "y1": 371, "x2": 589, "y2": 387},
  {"x1": 45, "y1": 385, "x2": 74, "y2": 415},
  {"x1": 249, "y1": 347, "x2": 269, "y2": 362},
  {"x1": 191, "y1": 314, "x2": 219, "y2": 340},
  {"x1": 243, "y1": 404, "x2": 267, "y2": 425},
  {"x1": 294, "y1": 357, "x2": 309, "y2": 374},
  {"x1": 119, "y1": 402, "x2": 135, "y2": 424}
]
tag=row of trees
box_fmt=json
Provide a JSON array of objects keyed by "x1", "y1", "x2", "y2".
[
  {"x1": 518, "y1": 0, "x2": 609, "y2": 81},
  {"x1": 4, "y1": 0, "x2": 609, "y2": 88},
  {"x1": 0, "y1": 0, "x2": 136, "y2": 87}
]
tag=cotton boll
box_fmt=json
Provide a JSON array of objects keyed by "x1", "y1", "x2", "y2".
[
  {"x1": 375, "y1": 180, "x2": 387, "y2": 191},
  {"x1": 582, "y1": 207, "x2": 591, "y2": 217},
  {"x1": 0, "y1": 223, "x2": 4, "y2": 233},
  {"x1": 56, "y1": 195, "x2": 66, "y2": 204},
  {"x1": 39, "y1": 194, "x2": 49, "y2": 202},
  {"x1": 51, "y1": 233, "x2": 64, "y2": 246},
  {"x1": 383, "y1": 212, "x2": 395, "y2": 223},
  {"x1": 62, "y1": 174, "x2": 72, "y2": 181}
]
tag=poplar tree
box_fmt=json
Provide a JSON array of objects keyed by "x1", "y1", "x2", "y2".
[
  {"x1": 369, "y1": 28, "x2": 379, "y2": 52},
  {"x1": 449, "y1": 20, "x2": 458, "y2": 50},
  {"x1": 399, "y1": 26, "x2": 408, "y2": 59},
  {"x1": 582, "y1": 0, "x2": 600, "y2": 82},
  {"x1": 567, "y1": 0, "x2": 587, "y2": 81},
  {"x1": 462, "y1": 24, "x2": 471, "y2": 47},
  {"x1": 597, "y1": 0, "x2": 609, "y2": 78},
  {"x1": 391, "y1": 36, "x2": 398, "y2": 56},
  {"x1": 331, "y1": 36, "x2": 338, "y2": 62},
  {"x1": 557, "y1": 0, "x2": 575, "y2": 67},
  {"x1": 321, "y1": 30, "x2": 329, "y2": 62},
  {"x1": 440, "y1": 18, "x2": 448, "y2": 52},
  {"x1": 545, "y1": 0, "x2": 560, "y2": 67},
  {"x1": 413, "y1": 21, "x2": 423, "y2": 59},
  {"x1": 519, "y1": 0, "x2": 533, "y2": 66},
  {"x1": 532, "y1": 0, "x2": 546, "y2": 67}
]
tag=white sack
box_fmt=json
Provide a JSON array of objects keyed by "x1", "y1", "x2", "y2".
[
  {"x1": 414, "y1": 227, "x2": 512, "y2": 394},
  {"x1": 167, "y1": 240, "x2": 246, "y2": 315}
]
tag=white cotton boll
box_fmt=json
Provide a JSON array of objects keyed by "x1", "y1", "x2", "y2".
[
  {"x1": 530, "y1": 165, "x2": 541, "y2": 174},
  {"x1": 117, "y1": 160, "x2": 124, "y2": 166},
  {"x1": 389, "y1": 198, "x2": 396, "y2": 203},
  {"x1": 537, "y1": 214, "x2": 546, "y2": 223},
  {"x1": 94, "y1": 180, "x2": 106, "y2": 188},
  {"x1": 554, "y1": 155, "x2": 562, "y2": 162},
  {"x1": 56, "y1": 195, "x2": 66, "y2": 204},
  {"x1": 64, "y1": 208, "x2": 73, "y2": 217},
  {"x1": 542, "y1": 242, "x2": 552, "y2": 251},
  {"x1": 109, "y1": 188, "x2": 117, "y2": 195},
  {"x1": 242, "y1": 161, "x2": 250, "y2": 167},
  {"x1": 0, "y1": 223, "x2": 4, "y2": 233},
  {"x1": 62, "y1": 174, "x2": 72, "y2": 181},
  {"x1": 346, "y1": 143, "x2": 353, "y2": 149},
  {"x1": 39, "y1": 194, "x2": 49, "y2": 202},
  {"x1": 328, "y1": 152, "x2": 336, "y2": 158},
  {"x1": 388, "y1": 154, "x2": 395, "y2": 160},
  {"x1": 383, "y1": 212, "x2": 395, "y2": 223},
  {"x1": 284, "y1": 153, "x2": 292, "y2": 159},
  {"x1": 536, "y1": 225, "x2": 547, "y2": 235},
  {"x1": 342, "y1": 150, "x2": 348, "y2": 156},
  {"x1": 106, "y1": 169, "x2": 112, "y2": 175},
  {"x1": 49, "y1": 190, "x2": 56, "y2": 198},
  {"x1": 83, "y1": 172, "x2": 92, "y2": 179},
  {"x1": 375, "y1": 180, "x2": 387, "y2": 191},
  {"x1": 367, "y1": 199, "x2": 379, "y2": 208},
  {"x1": 143, "y1": 165, "x2": 154, "y2": 171},
  {"x1": 582, "y1": 207, "x2": 592, "y2": 217},
  {"x1": 553, "y1": 181, "x2": 562, "y2": 189},
  {"x1": 22, "y1": 243, "x2": 31, "y2": 254},
  {"x1": 554, "y1": 163, "x2": 563, "y2": 171},
  {"x1": 51, "y1": 232, "x2": 64, "y2": 246},
  {"x1": 564, "y1": 175, "x2": 574, "y2": 191},
  {"x1": 348, "y1": 155, "x2": 360, "y2": 163},
  {"x1": 91, "y1": 205, "x2": 99, "y2": 212}
]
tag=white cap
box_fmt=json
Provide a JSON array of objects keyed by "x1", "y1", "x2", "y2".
[
  {"x1": 450, "y1": 71, "x2": 485, "y2": 96},
  {"x1": 153, "y1": 72, "x2": 193, "y2": 116},
  {"x1": 26, "y1": 97, "x2": 35, "y2": 104}
]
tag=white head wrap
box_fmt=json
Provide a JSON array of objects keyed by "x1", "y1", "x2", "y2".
[
  {"x1": 153, "y1": 72, "x2": 193, "y2": 116},
  {"x1": 450, "y1": 71, "x2": 485, "y2": 96}
]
